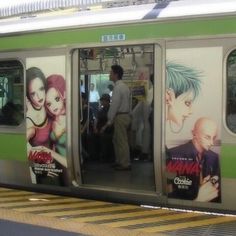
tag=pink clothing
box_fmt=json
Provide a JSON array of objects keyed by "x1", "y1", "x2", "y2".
[{"x1": 28, "y1": 117, "x2": 52, "y2": 148}]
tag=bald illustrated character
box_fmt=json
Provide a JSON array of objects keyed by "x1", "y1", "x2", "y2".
[
  {"x1": 192, "y1": 118, "x2": 218, "y2": 156},
  {"x1": 166, "y1": 117, "x2": 220, "y2": 202}
]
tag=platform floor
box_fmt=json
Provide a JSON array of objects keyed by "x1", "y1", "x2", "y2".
[{"x1": 0, "y1": 187, "x2": 236, "y2": 235}]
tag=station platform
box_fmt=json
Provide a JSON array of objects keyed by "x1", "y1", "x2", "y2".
[{"x1": 0, "y1": 187, "x2": 236, "y2": 235}]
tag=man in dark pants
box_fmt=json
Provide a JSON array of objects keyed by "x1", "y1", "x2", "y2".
[
  {"x1": 101, "y1": 65, "x2": 131, "y2": 170},
  {"x1": 94, "y1": 93, "x2": 114, "y2": 162}
]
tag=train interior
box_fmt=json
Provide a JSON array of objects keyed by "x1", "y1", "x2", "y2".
[
  {"x1": 0, "y1": 60, "x2": 24, "y2": 126},
  {"x1": 77, "y1": 44, "x2": 156, "y2": 193}
]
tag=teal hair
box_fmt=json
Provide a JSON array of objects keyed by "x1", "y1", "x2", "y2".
[{"x1": 166, "y1": 62, "x2": 201, "y2": 100}]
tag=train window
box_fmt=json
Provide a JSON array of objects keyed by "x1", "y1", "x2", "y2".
[{"x1": 0, "y1": 60, "x2": 24, "y2": 126}]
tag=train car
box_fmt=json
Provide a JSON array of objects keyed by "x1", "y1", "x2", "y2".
[{"x1": 0, "y1": 0, "x2": 236, "y2": 213}]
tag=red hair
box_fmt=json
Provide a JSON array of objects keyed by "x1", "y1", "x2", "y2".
[
  {"x1": 46, "y1": 74, "x2": 66, "y2": 117},
  {"x1": 46, "y1": 74, "x2": 65, "y2": 97}
]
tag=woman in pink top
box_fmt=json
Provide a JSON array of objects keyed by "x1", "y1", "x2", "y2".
[{"x1": 26, "y1": 67, "x2": 52, "y2": 148}]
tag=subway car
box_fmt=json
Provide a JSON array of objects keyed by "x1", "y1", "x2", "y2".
[{"x1": 0, "y1": 0, "x2": 236, "y2": 213}]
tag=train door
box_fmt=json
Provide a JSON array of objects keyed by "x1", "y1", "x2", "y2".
[{"x1": 71, "y1": 44, "x2": 163, "y2": 198}]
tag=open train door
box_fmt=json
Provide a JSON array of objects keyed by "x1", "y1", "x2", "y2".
[{"x1": 71, "y1": 43, "x2": 166, "y2": 205}]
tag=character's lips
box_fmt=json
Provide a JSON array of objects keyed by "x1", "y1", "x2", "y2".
[
  {"x1": 38, "y1": 99, "x2": 43, "y2": 103},
  {"x1": 54, "y1": 108, "x2": 58, "y2": 112}
]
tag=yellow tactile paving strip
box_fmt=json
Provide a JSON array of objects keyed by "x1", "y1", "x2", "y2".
[
  {"x1": 103, "y1": 212, "x2": 204, "y2": 227},
  {"x1": 0, "y1": 207, "x2": 158, "y2": 236},
  {"x1": 72, "y1": 208, "x2": 171, "y2": 222},
  {"x1": 138, "y1": 216, "x2": 236, "y2": 234},
  {"x1": 0, "y1": 187, "x2": 236, "y2": 235}
]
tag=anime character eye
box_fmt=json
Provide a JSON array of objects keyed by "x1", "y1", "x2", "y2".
[
  {"x1": 204, "y1": 135, "x2": 211, "y2": 140},
  {"x1": 55, "y1": 96, "x2": 60, "y2": 102},
  {"x1": 30, "y1": 92, "x2": 35, "y2": 97},
  {"x1": 46, "y1": 102, "x2": 51, "y2": 107},
  {"x1": 185, "y1": 101, "x2": 192, "y2": 107},
  {"x1": 39, "y1": 86, "x2": 45, "y2": 91}
]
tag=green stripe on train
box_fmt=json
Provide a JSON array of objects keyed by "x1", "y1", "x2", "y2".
[
  {"x1": 0, "y1": 134, "x2": 26, "y2": 162},
  {"x1": 221, "y1": 145, "x2": 236, "y2": 178},
  {"x1": 0, "y1": 134, "x2": 235, "y2": 179},
  {"x1": 0, "y1": 16, "x2": 236, "y2": 50}
]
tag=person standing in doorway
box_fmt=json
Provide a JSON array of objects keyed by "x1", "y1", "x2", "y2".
[
  {"x1": 89, "y1": 82, "x2": 100, "y2": 118},
  {"x1": 101, "y1": 65, "x2": 131, "y2": 170}
]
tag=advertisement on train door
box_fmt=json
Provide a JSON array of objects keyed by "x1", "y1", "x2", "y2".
[
  {"x1": 165, "y1": 47, "x2": 222, "y2": 202},
  {"x1": 125, "y1": 66, "x2": 151, "y2": 101},
  {"x1": 26, "y1": 56, "x2": 69, "y2": 186}
]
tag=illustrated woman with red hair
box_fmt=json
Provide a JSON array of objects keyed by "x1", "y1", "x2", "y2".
[{"x1": 44, "y1": 74, "x2": 67, "y2": 168}]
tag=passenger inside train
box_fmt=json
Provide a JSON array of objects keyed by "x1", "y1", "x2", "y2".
[{"x1": 79, "y1": 45, "x2": 155, "y2": 191}]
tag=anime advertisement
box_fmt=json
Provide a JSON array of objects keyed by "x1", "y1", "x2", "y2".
[
  {"x1": 165, "y1": 47, "x2": 222, "y2": 202},
  {"x1": 26, "y1": 56, "x2": 69, "y2": 186},
  {"x1": 125, "y1": 80, "x2": 148, "y2": 101},
  {"x1": 124, "y1": 66, "x2": 151, "y2": 101}
]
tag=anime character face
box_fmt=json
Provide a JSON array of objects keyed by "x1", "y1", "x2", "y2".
[
  {"x1": 46, "y1": 87, "x2": 65, "y2": 116},
  {"x1": 166, "y1": 62, "x2": 201, "y2": 131},
  {"x1": 167, "y1": 90, "x2": 194, "y2": 127},
  {"x1": 28, "y1": 77, "x2": 46, "y2": 108},
  {"x1": 193, "y1": 118, "x2": 217, "y2": 153}
]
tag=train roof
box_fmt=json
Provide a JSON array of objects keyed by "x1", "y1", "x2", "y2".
[{"x1": 0, "y1": 0, "x2": 236, "y2": 35}]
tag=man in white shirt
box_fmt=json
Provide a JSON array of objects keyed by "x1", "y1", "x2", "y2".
[
  {"x1": 89, "y1": 82, "x2": 100, "y2": 117},
  {"x1": 80, "y1": 80, "x2": 85, "y2": 93},
  {"x1": 101, "y1": 65, "x2": 131, "y2": 170}
]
